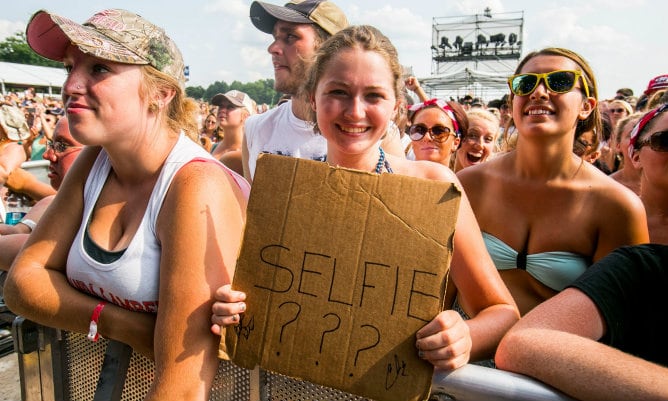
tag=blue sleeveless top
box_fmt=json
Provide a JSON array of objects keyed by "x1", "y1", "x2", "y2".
[{"x1": 482, "y1": 231, "x2": 589, "y2": 291}]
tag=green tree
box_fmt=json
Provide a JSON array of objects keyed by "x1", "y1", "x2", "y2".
[
  {"x1": 195, "y1": 79, "x2": 279, "y2": 107},
  {"x1": 204, "y1": 81, "x2": 230, "y2": 101},
  {"x1": 0, "y1": 32, "x2": 63, "y2": 68},
  {"x1": 185, "y1": 85, "x2": 205, "y2": 99}
]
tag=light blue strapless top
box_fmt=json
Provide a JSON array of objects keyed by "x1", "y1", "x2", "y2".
[{"x1": 482, "y1": 232, "x2": 589, "y2": 291}]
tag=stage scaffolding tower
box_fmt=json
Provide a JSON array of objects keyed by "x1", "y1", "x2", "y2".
[{"x1": 420, "y1": 9, "x2": 524, "y2": 101}]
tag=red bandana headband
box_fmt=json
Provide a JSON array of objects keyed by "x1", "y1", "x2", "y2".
[
  {"x1": 408, "y1": 98, "x2": 461, "y2": 137},
  {"x1": 628, "y1": 102, "x2": 668, "y2": 158}
]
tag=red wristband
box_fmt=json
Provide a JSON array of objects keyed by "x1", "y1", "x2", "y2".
[{"x1": 87, "y1": 301, "x2": 107, "y2": 342}]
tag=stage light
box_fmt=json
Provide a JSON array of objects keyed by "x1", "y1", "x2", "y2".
[
  {"x1": 454, "y1": 35, "x2": 464, "y2": 49},
  {"x1": 489, "y1": 33, "x2": 506, "y2": 47},
  {"x1": 508, "y1": 33, "x2": 517, "y2": 46},
  {"x1": 484, "y1": 7, "x2": 492, "y2": 18},
  {"x1": 476, "y1": 34, "x2": 488, "y2": 49},
  {"x1": 439, "y1": 36, "x2": 452, "y2": 49},
  {"x1": 461, "y1": 42, "x2": 473, "y2": 55}
]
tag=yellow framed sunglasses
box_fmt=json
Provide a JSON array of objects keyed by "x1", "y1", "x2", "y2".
[{"x1": 508, "y1": 70, "x2": 590, "y2": 97}]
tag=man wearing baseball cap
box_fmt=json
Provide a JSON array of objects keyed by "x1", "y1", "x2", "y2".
[{"x1": 241, "y1": 0, "x2": 348, "y2": 182}]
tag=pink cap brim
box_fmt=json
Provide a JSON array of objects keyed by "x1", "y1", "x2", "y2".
[
  {"x1": 26, "y1": 11, "x2": 74, "y2": 62},
  {"x1": 26, "y1": 10, "x2": 147, "y2": 66}
]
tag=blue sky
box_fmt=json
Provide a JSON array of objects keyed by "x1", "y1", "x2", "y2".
[{"x1": 1, "y1": 0, "x2": 665, "y2": 101}]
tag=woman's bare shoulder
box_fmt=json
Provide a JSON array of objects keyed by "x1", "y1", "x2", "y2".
[
  {"x1": 457, "y1": 152, "x2": 512, "y2": 192},
  {"x1": 169, "y1": 157, "x2": 245, "y2": 205},
  {"x1": 575, "y1": 165, "x2": 647, "y2": 233},
  {"x1": 582, "y1": 164, "x2": 642, "y2": 206},
  {"x1": 390, "y1": 156, "x2": 457, "y2": 182},
  {"x1": 173, "y1": 157, "x2": 230, "y2": 187}
]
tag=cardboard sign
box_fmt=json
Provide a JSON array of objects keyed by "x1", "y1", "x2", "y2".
[{"x1": 220, "y1": 154, "x2": 460, "y2": 401}]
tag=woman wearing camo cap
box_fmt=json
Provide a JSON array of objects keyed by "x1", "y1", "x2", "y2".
[{"x1": 5, "y1": 9, "x2": 250, "y2": 400}]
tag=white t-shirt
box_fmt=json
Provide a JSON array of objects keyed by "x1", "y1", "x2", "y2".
[{"x1": 245, "y1": 100, "x2": 326, "y2": 180}]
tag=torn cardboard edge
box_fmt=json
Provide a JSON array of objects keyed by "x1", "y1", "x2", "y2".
[{"x1": 220, "y1": 154, "x2": 461, "y2": 401}]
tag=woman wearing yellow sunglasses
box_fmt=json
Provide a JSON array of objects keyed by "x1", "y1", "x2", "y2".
[{"x1": 456, "y1": 47, "x2": 648, "y2": 317}]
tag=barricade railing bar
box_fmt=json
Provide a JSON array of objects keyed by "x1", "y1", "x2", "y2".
[{"x1": 11, "y1": 317, "x2": 576, "y2": 401}]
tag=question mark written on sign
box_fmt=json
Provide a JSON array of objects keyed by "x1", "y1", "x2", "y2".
[
  {"x1": 354, "y1": 324, "x2": 381, "y2": 368},
  {"x1": 318, "y1": 312, "x2": 341, "y2": 364},
  {"x1": 277, "y1": 301, "x2": 301, "y2": 344}
]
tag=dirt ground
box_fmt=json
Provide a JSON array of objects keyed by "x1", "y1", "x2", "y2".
[{"x1": 0, "y1": 352, "x2": 20, "y2": 401}]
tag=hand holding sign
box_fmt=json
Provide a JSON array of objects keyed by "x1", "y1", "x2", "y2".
[
  {"x1": 210, "y1": 284, "x2": 246, "y2": 336},
  {"x1": 416, "y1": 309, "x2": 472, "y2": 370},
  {"x1": 219, "y1": 155, "x2": 460, "y2": 401}
]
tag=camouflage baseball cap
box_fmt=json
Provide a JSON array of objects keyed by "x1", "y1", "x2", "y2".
[{"x1": 26, "y1": 9, "x2": 185, "y2": 88}]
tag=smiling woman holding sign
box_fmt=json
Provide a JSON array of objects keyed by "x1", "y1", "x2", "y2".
[{"x1": 212, "y1": 25, "x2": 519, "y2": 371}]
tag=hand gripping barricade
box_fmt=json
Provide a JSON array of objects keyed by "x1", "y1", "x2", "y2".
[{"x1": 11, "y1": 316, "x2": 576, "y2": 401}]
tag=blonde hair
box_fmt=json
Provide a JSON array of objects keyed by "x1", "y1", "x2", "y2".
[
  {"x1": 647, "y1": 89, "x2": 668, "y2": 110},
  {"x1": 140, "y1": 66, "x2": 199, "y2": 142},
  {"x1": 609, "y1": 99, "x2": 633, "y2": 115},
  {"x1": 467, "y1": 108, "x2": 500, "y2": 128},
  {"x1": 466, "y1": 108, "x2": 501, "y2": 150}
]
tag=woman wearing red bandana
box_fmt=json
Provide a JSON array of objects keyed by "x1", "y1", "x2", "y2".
[
  {"x1": 628, "y1": 103, "x2": 668, "y2": 244},
  {"x1": 407, "y1": 98, "x2": 468, "y2": 169}
]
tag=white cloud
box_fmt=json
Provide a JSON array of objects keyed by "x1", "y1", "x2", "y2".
[
  {"x1": 0, "y1": 20, "x2": 25, "y2": 41},
  {"x1": 455, "y1": 0, "x2": 507, "y2": 15},
  {"x1": 204, "y1": 0, "x2": 248, "y2": 17},
  {"x1": 240, "y1": 45, "x2": 272, "y2": 79},
  {"x1": 350, "y1": 6, "x2": 432, "y2": 77}
]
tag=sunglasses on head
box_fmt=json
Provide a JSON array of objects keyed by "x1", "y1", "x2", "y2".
[
  {"x1": 409, "y1": 124, "x2": 454, "y2": 142},
  {"x1": 638, "y1": 130, "x2": 668, "y2": 152},
  {"x1": 507, "y1": 70, "x2": 589, "y2": 97}
]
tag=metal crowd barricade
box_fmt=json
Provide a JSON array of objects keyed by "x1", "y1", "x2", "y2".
[
  {"x1": 11, "y1": 316, "x2": 576, "y2": 401},
  {"x1": 20, "y1": 160, "x2": 51, "y2": 185}
]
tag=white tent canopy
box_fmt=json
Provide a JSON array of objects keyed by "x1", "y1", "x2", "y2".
[
  {"x1": 419, "y1": 67, "x2": 510, "y2": 101},
  {"x1": 0, "y1": 61, "x2": 66, "y2": 95}
]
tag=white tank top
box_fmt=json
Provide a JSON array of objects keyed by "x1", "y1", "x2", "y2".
[{"x1": 67, "y1": 134, "x2": 249, "y2": 312}]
